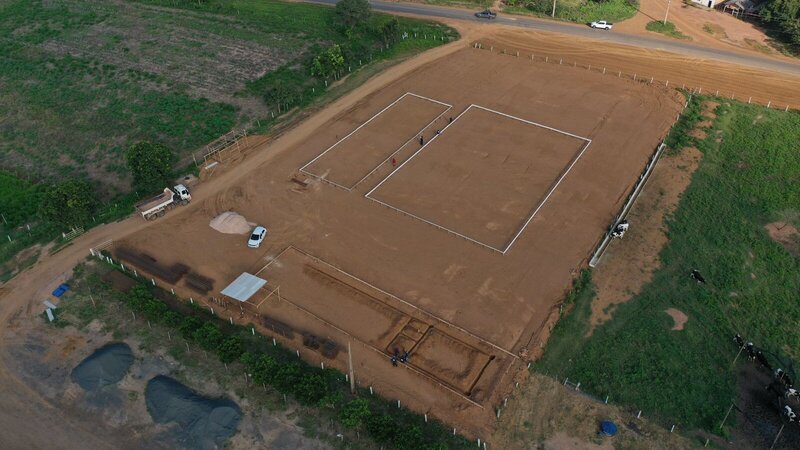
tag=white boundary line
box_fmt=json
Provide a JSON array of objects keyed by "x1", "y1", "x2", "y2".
[
  {"x1": 366, "y1": 104, "x2": 592, "y2": 255},
  {"x1": 298, "y1": 92, "x2": 452, "y2": 191},
  {"x1": 257, "y1": 245, "x2": 519, "y2": 359}
]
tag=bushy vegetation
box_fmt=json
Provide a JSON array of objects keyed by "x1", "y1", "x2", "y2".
[
  {"x1": 645, "y1": 21, "x2": 691, "y2": 40},
  {"x1": 535, "y1": 100, "x2": 800, "y2": 432},
  {"x1": 125, "y1": 142, "x2": 175, "y2": 195},
  {"x1": 762, "y1": 0, "x2": 800, "y2": 50},
  {"x1": 504, "y1": 0, "x2": 638, "y2": 24},
  {"x1": 98, "y1": 267, "x2": 471, "y2": 448}
]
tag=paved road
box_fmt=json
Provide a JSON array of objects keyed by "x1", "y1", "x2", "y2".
[{"x1": 307, "y1": 0, "x2": 800, "y2": 76}]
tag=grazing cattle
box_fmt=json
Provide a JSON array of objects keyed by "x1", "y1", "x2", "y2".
[
  {"x1": 734, "y1": 334, "x2": 745, "y2": 348},
  {"x1": 611, "y1": 220, "x2": 629, "y2": 239},
  {"x1": 786, "y1": 388, "x2": 798, "y2": 400},
  {"x1": 689, "y1": 269, "x2": 706, "y2": 284},
  {"x1": 755, "y1": 351, "x2": 772, "y2": 372},
  {"x1": 783, "y1": 405, "x2": 796, "y2": 422},
  {"x1": 745, "y1": 342, "x2": 757, "y2": 360},
  {"x1": 776, "y1": 368, "x2": 794, "y2": 388}
]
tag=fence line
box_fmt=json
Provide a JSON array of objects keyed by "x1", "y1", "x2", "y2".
[{"x1": 469, "y1": 42, "x2": 795, "y2": 112}]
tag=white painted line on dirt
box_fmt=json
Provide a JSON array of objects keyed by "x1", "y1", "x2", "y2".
[
  {"x1": 258, "y1": 245, "x2": 519, "y2": 359},
  {"x1": 366, "y1": 104, "x2": 593, "y2": 255},
  {"x1": 502, "y1": 137, "x2": 592, "y2": 254},
  {"x1": 299, "y1": 92, "x2": 453, "y2": 191}
]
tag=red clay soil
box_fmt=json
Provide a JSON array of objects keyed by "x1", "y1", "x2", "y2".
[
  {"x1": 116, "y1": 45, "x2": 682, "y2": 437},
  {"x1": 6, "y1": 24, "x2": 800, "y2": 446},
  {"x1": 482, "y1": 27, "x2": 800, "y2": 109}
]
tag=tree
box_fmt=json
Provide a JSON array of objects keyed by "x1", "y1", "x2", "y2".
[
  {"x1": 380, "y1": 18, "x2": 400, "y2": 46},
  {"x1": 264, "y1": 81, "x2": 296, "y2": 112},
  {"x1": 311, "y1": 44, "x2": 345, "y2": 78},
  {"x1": 125, "y1": 141, "x2": 174, "y2": 195},
  {"x1": 762, "y1": 0, "x2": 800, "y2": 46},
  {"x1": 38, "y1": 179, "x2": 96, "y2": 227},
  {"x1": 335, "y1": 0, "x2": 371, "y2": 29}
]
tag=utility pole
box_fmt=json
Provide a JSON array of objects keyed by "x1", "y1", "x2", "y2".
[
  {"x1": 552, "y1": 0, "x2": 557, "y2": 18},
  {"x1": 664, "y1": 0, "x2": 672, "y2": 25},
  {"x1": 348, "y1": 341, "x2": 355, "y2": 394}
]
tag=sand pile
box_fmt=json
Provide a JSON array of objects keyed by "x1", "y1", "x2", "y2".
[{"x1": 209, "y1": 211, "x2": 253, "y2": 235}]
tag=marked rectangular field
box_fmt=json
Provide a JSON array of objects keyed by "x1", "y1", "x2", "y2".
[
  {"x1": 301, "y1": 93, "x2": 451, "y2": 189},
  {"x1": 256, "y1": 246, "x2": 516, "y2": 403},
  {"x1": 366, "y1": 105, "x2": 591, "y2": 252}
]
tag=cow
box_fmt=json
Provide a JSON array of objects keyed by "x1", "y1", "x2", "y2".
[
  {"x1": 611, "y1": 220, "x2": 629, "y2": 239},
  {"x1": 786, "y1": 388, "x2": 798, "y2": 400},
  {"x1": 745, "y1": 342, "x2": 757, "y2": 361},
  {"x1": 755, "y1": 351, "x2": 772, "y2": 372},
  {"x1": 689, "y1": 269, "x2": 706, "y2": 284},
  {"x1": 734, "y1": 333, "x2": 745, "y2": 348},
  {"x1": 783, "y1": 405, "x2": 796, "y2": 423},
  {"x1": 776, "y1": 368, "x2": 794, "y2": 388}
]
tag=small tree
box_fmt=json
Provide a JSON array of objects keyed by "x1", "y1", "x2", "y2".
[
  {"x1": 380, "y1": 18, "x2": 400, "y2": 46},
  {"x1": 311, "y1": 44, "x2": 345, "y2": 78},
  {"x1": 264, "y1": 81, "x2": 294, "y2": 112},
  {"x1": 125, "y1": 141, "x2": 174, "y2": 195},
  {"x1": 335, "y1": 0, "x2": 371, "y2": 29},
  {"x1": 38, "y1": 179, "x2": 96, "y2": 227}
]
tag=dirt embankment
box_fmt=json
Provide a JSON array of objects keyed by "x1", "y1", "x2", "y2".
[
  {"x1": 482, "y1": 27, "x2": 800, "y2": 109},
  {"x1": 589, "y1": 101, "x2": 718, "y2": 331}
]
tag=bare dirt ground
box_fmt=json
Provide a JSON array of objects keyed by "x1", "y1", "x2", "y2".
[
  {"x1": 492, "y1": 372, "x2": 695, "y2": 449},
  {"x1": 665, "y1": 308, "x2": 689, "y2": 330},
  {"x1": 588, "y1": 101, "x2": 713, "y2": 330},
  {"x1": 615, "y1": 0, "x2": 790, "y2": 59},
  {"x1": 764, "y1": 222, "x2": 799, "y2": 257},
  {"x1": 115, "y1": 38, "x2": 682, "y2": 438},
  {"x1": 483, "y1": 27, "x2": 800, "y2": 109},
  {"x1": 3, "y1": 23, "x2": 800, "y2": 448}
]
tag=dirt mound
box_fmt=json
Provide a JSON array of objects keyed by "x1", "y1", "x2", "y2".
[
  {"x1": 70, "y1": 342, "x2": 134, "y2": 390},
  {"x1": 209, "y1": 211, "x2": 253, "y2": 235},
  {"x1": 145, "y1": 375, "x2": 241, "y2": 450},
  {"x1": 665, "y1": 308, "x2": 688, "y2": 331},
  {"x1": 765, "y1": 222, "x2": 799, "y2": 257}
]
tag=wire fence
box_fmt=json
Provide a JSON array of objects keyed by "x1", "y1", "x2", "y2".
[{"x1": 469, "y1": 42, "x2": 796, "y2": 113}]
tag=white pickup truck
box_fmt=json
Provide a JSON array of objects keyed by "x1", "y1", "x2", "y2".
[{"x1": 590, "y1": 21, "x2": 613, "y2": 30}]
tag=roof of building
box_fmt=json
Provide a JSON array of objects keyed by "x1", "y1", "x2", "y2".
[{"x1": 220, "y1": 272, "x2": 267, "y2": 302}]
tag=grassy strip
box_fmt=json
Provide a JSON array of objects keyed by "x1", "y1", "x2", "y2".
[
  {"x1": 664, "y1": 94, "x2": 703, "y2": 151},
  {"x1": 645, "y1": 21, "x2": 691, "y2": 41},
  {"x1": 503, "y1": 0, "x2": 638, "y2": 24},
  {"x1": 534, "y1": 99, "x2": 800, "y2": 431},
  {"x1": 61, "y1": 263, "x2": 473, "y2": 449}
]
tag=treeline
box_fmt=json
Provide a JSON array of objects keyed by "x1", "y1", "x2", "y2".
[
  {"x1": 247, "y1": 0, "x2": 457, "y2": 118},
  {"x1": 110, "y1": 272, "x2": 472, "y2": 449},
  {"x1": 1, "y1": 141, "x2": 179, "y2": 231},
  {"x1": 762, "y1": 0, "x2": 800, "y2": 48}
]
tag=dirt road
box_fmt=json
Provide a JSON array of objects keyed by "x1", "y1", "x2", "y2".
[{"x1": 2, "y1": 19, "x2": 800, "y2": 447}]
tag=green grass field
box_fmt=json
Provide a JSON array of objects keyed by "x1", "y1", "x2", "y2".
[
  {"x1": 0, "y1": 0, "x2": 454, "y2": 191},
  {"x1": 534, "y1": 99, "x2": 800, "y2": 432},
  {"x1": 504, "y1": 0, "x2": 638, "y2": 24},
  {"x1": 0, "y1": 0, "x2": 455, "y2": 276}
]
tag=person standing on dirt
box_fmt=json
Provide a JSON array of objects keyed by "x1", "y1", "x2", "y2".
[
  {"x1": 391, "y1": 349, "x2": 399, "y2": 367},
  {"x1": 391, "y1": 157, "x2": 396, "y2": 167},
  {"x1": 419, "y1": 135, "x2": 424, "y2": 146}
]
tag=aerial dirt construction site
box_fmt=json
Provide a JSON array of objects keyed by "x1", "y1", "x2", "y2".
[{"x1": 114, "y1": 44, "x2": 682, "y2": 436}]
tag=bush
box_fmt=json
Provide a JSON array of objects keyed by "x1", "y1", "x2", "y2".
[
  {"x1": 335, "y1": 0, "x2": 371, "y2": 29},
  {"x1": 340, "y1": 397, "x2": 371, "y2": 428},
  {"x1": 38, "y1": 179, "x2": 96, "y2": 227},
  {"x1": 125, "y1": 141, "x2": 175, "y2": 195}
]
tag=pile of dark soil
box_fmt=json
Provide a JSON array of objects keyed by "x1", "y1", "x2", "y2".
[
  {"x1": 145, "y1": 375, "x2": 241, "y2": 449},
  {"x1": 70, "y1": 342, "x2": 134, "y2": 390}
]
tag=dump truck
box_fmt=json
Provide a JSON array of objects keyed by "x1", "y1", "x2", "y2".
[{"x1": 135, "y1": 184, "x2": 191, "y2": 220}]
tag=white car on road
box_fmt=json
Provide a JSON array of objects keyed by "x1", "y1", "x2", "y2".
[
  {"x1": 247, "y1": 226, "x2": 267, "y2": 248},
  {"x1": 590, "y1": 21, "x2": 613, "y2": 30}
]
